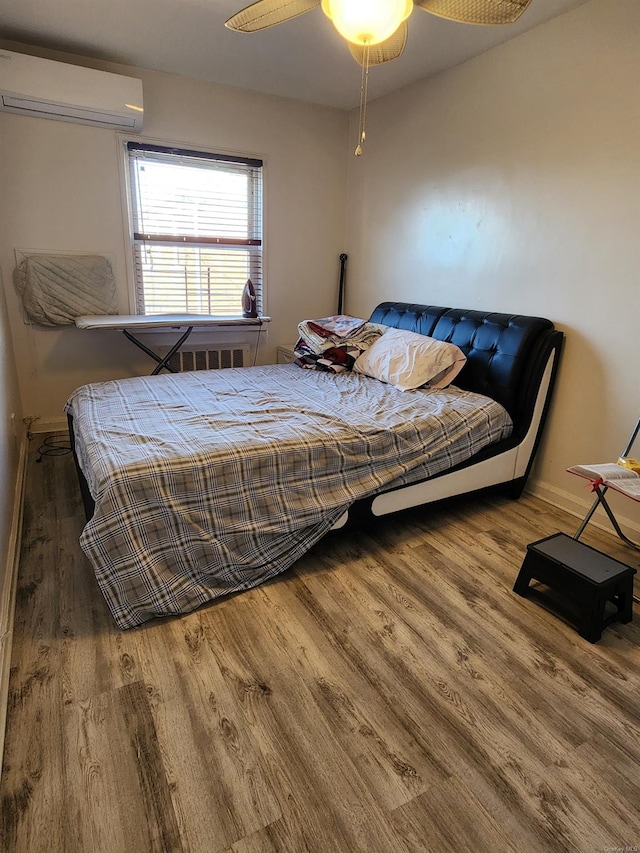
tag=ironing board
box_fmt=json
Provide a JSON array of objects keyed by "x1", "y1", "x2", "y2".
[{"x1": 75, "y1": 314, "x2": 269, "y2": 374}]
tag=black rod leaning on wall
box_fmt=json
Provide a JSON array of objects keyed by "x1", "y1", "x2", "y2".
[{"x1": 337, "y1": 253, "x2": 348, "y2": 315}]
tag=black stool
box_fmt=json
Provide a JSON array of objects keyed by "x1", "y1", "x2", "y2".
[{"x1": 513, "y1": 533, "x2": 636, "y2": 643}]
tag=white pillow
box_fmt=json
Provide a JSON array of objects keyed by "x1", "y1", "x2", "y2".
[{"x1": 353, "y1": 327, "x2": 466, "y2": 391}]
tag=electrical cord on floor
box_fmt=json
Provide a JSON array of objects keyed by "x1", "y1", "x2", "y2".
[
  {"x1": 252, "y1": 320, "x2": 265, "y2": 366},
  {"x1": 36, "y1": 434, "x2": 72, "y2": 463}
]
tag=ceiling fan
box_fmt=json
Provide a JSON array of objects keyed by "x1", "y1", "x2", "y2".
[
  {"x1": 226, "y1": 0, "x2": 533, "y2": 64},
  {"x1": 226, "y1": 0, "x2": 533, "y2": 153}
]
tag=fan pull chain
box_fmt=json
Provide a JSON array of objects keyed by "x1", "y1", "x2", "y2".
[{"x1": 355, "y1": 42, "x2": 370, "y2": 156}]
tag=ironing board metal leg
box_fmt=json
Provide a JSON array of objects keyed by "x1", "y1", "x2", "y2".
[{"x1": 122, "y1": 326, "x2": 195, "y2": 374}]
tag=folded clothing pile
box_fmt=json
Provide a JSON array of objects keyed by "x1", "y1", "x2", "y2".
[{"x1": 294, "y1": 315, "x2": 386, "y2": 373}]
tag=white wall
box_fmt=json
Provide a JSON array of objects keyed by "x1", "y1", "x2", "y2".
[
  {"x1": 344, "y1": 0, "x2": 640, "y2": 533},
  {"x1": 0, "y1": 42, "x2": 349, "y2": 430},
  {"x1": 0, "y1": 273, "x2": 22, "y2": 566},
  {"x1": 0, "y1": 255, "x2": 25, "y2": 765}
]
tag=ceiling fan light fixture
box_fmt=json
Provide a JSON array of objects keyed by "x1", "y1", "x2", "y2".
[
  {"x1": 321, "y1": 0, "x2": 412, "y2": 46},
  {"x1": 227, "y1": 0, "x2": 535, "y2": 158}
]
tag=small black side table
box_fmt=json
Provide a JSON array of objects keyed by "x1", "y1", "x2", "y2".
[{"x1": 513, "y1": 533, "x2": 636, "y2": 643}]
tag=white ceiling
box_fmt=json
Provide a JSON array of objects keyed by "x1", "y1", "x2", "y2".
[{"x1": 0, "y1": 0, "x2": 590, "y2": 110}]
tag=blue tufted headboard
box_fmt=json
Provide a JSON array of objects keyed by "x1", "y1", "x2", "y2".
[{"x1": 369, "y1": 302, "x2": 563, "y2": 442}]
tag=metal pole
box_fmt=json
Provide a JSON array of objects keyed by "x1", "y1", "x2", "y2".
[{"x1": 337, "y1": 253, "x2": 348, "y2": 315}]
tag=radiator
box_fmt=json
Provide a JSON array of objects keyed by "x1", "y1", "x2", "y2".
[{"x1": 164, "y1": 345, "x2": 250, "y2": 373}]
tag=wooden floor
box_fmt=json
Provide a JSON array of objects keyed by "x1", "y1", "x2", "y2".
[{"x1": 2, "y1": 437, "x2": 640, "y2": 853}]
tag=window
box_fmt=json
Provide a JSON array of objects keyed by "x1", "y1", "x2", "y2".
[{"x1": 126, "y1": 142, "x2": 263, "y2": 317}]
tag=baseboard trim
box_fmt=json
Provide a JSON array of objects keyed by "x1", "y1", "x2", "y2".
[
  {"x1": 0, "y1": 434, "x2": 28, "y2": 774},
  {"x1": 526, "y1": 477, "x2": 640, "y2": 538}
]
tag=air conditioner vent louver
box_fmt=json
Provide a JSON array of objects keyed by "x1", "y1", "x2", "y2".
[{"x1": 0, "y1": 95, "x2": 139, "y2": 128}]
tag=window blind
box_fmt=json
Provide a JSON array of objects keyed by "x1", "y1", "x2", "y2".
[{"x1": 127, "y1": 142, "x2": 263, "y2": 317}]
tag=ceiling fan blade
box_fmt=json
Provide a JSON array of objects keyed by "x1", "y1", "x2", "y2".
[
  {"x1": 348, "y1": 23, "x2": 408, "y2": 67},
  {"x1": 226, "y1": 0, "x2": 321, "y2": 32},
  {"x1": 414, "y1": 0, "x2": 532, "y2": 25}
]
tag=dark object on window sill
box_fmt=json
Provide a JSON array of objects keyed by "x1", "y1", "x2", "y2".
[{"x1": 242, "y1": 279, "x2": 258, "y2": 318}]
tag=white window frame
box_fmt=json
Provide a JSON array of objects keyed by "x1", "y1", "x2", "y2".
[{"x1": 122, "y1": 139, "x2": 264, "y2": 318}]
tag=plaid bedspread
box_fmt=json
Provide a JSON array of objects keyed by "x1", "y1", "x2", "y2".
[{"x1": 65, "y1": 364, "x2": 512, "y2": 629}]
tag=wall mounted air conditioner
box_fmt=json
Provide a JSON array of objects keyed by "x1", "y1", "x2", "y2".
[{"x1": 0, "y1": 50, "x2": 143, "y2": 131}]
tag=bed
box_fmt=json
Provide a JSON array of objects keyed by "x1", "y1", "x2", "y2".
[{"x1": 65, "y1": 301, "x2": 563, "y2": 629}]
